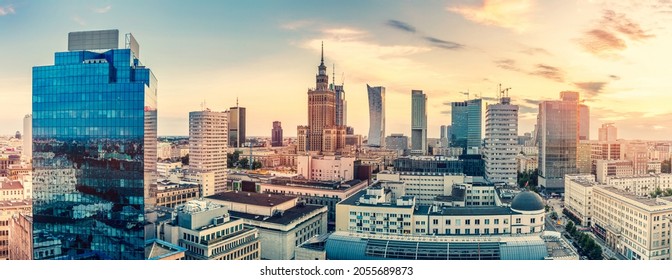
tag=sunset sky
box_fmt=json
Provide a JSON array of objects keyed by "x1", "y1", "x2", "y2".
[{"x1": 1, "y1": 0, "x2": 671, "y2": 140}]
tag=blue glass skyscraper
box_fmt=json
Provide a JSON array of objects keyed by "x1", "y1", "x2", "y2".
[
  {"x1": 32, "y1": 30, "x2": 157, "y2": 260},
  {"x1": 451, "y1": 99, "x2": 482, "y2": 153}
]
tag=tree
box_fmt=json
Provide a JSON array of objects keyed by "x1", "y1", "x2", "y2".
[
  {"x1": 252, "y1": 161, "x2": 262, "y2": 170},
  {"x1": 180, "y1": 154, "x2": 189, "y2": 165},
  {"x1": 665, "y1": 188, "x2": 672, "y2": 197},
  {"x1": 565, "y1": 221, "x2": 575, "y2": 233},
  {"x1": 238, "y1": 157, "x2": 249, "y2": 169},
  {"x1": 227, "y1": 151, "x2": 241, "y2": 168},
  {"x1": 589, "y1": 243, "x2": 603, "y2": 260}
]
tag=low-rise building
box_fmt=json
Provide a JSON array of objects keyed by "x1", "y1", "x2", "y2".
[
  {"x1": 145, "y1": 239, "x2": 187, "y2": 260},
  {"x1": 297, "y1": 155, "x2": 355, "y2": 181},
  {"x1": 604, "y1": 174, "x2": 672, "y2": 197},
  {"x1": 596, "y1": 160, "x2": 633, "y2": 183},
  {"x1": 0, "y1": 200, "x2": 31, "y2": 260},
  {"x1": 8, "y1": 213, "x2": 32, "y2": 260},
  {"x1": 564, "y1": 174, "x2": 601, "y2": 227},
  {"x1": 156, "y1": 181, "x2": 200, "y2": 208},
  {"x1": 205, "y1": 191, "x2": 328, "y2": 260}
]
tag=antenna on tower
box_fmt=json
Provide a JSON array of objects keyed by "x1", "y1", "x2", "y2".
[
  {"x1": 341, "y1": 72, "x2": 345, "y2": 86},
  {"x1": 332, "y1": 64, "x2": 335, "y2": 87},
  {"x1": 236, "y1": 97, "x2": 239, "y2": 107}
]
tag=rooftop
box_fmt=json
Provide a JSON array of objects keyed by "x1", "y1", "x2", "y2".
[
  {"x1": 206, "y1": 191, "x2": 296, "y2": 207},
  {"x1": 0, "y1": 200, "x2": 31, "y2": 208},
  {"x1": 145, "y1": 239, "x2": 187, "y2": 260},
  {"x1": 0, "y1": 181, "x2": 23, "y2": 190},
  {"x1": 339, "y1": 189, "x2": 413, "y2": 208},
  {"x1": 598, "y1": 187, "x2": 672, "y2": 208},
  {"x1": 421, "y1": 206, "x2": 519, "y2": 216},
  {"x1": 229, "y1": 204, "x2": 325, "y2": 226}
]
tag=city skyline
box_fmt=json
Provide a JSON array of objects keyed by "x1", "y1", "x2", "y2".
[{"x1": 1, "y1": 0, "x2": 672, "y2": 140}]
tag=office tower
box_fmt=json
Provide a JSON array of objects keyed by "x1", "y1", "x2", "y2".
[
  {"x1": 579, "y1": 104, "x2": 590, "y2": 140},
  {"x1": 297, "y1": 43, "x2": 346, "y2": 154},
  {"x1": 411, "y1": 90, "x2": 427, "y2": 155},
  {"x1": 484, "y1": 95, "x2": 519, "y2": 185},
  {"x1": 385, "y1": 134, "x2": 409, "y2": 154},
  {"x1": 366, "y1": 85, "x2": 385, "y2": 147},
  {"x1": 228, "y1": 102, "x2": 246, "y2": 148},
  {"x1": 537, "y1": 91, "x2": 582, "y2": 193},
  {"x1": 598, "y1": 123, "x2": 617, "y2": 141},
  {"x1": 32, "y1": 30, "x2": 157, "y2": 259},
  {"x1": 451, "y1": 99, "x2": 482, "y2": 153},
  {"x1": 440, "y1": 125, "x2": 452, "y2": 147},
  {"x1": 22, "y1": 114, "x2": 31, "y2": 160},
  {"x1": 271, "y1": 121, "x2": 283, "y2": 147},
  {"x1": 189, "y1": 109, "x2": 228, "y2": 196}
]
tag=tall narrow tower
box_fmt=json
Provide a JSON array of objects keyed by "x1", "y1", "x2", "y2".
[
  {"x1": 484, "y1": 86, "x2": 518, "y2": 185},
  {"x1": 411, "y1": 90, "x2": 427, "y2": 155}
]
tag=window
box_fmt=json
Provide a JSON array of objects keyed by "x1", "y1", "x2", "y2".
[
  {"x1": 465, "y1": 229, "x2": 471, "y2": 235},
  {"x1": 475, "y1": 219, "x2": 480, "y2": 225},
  {"x1": 531, "y1": 218, "x2": 536, "y2": 223},
  {"x1": 445, "y1": 219, "x2": 451, "y2": 225},
  {"x1": 455, "y1": 229, "x2": 461, "y2": 235},
  {"x1": 494, "y1": 219, "x2": 499, "y2": 225},
  {"x1": 433, "y1": 219, "x2": 439, "y2": 225},
  {"x1": 515, "y1": 218, "x2": 521, "y2": 224},
  {"x1": 516, "y1": 228, "x2": 522, "y2": 234},
  {"x1": 485, "y1": 219, "x2": 490, "y2": 225},
  {"x1": 484, "y1": 228, "x2": 490, "y2": 234},
  {"x1": 465, "y1": 219, "x2": 471, "y2": 225}
]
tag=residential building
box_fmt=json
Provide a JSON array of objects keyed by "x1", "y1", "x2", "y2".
[
  {"x1": 189, "y1": 109, "x2": 228, "y2": 195},
  {"x1": 411, "y1": 90, "x2": 427, "y2": 155},
  {"x1": 0, "y1": 200, "x2": 31, "y2": 260},
  {"x1": 8, "y1": 213, "x2": 32, "y2": 260},
  {"x1": 32, "y1": 30, "x2": 157, "y2": 259},
  {"x1": 484, "y1": 95, "x2": 518, "y2": 185},
  {"x1": 604, "y1": 174, "x2": 672, "y2": 197},
  {"x1": 366, "y1": 85, "x2": 385, "y2": 147}
]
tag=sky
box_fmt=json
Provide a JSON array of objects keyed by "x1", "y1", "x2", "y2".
[{"x1": 1, "y1": 0, "x2": 671, "y2": 140}]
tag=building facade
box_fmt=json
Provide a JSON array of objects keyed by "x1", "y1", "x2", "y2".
[
  {"x1": 484, "y1": 96, "x2": 518, "y2": 185},
  {"x1": 189, "y1": 110, "x2": 228, "y2": 195},
  {"x1": 32, "y1": 30, "x2": 157, "y2": 259},
  {"x1": 271, "y1": 121, "x2": 283, "y2": 147},
  {"x1": 297, "y1": 155, "x2": 355, "y2": 182},
  {"x1": 451, "y1": 99, "x2": 482, "y2": 153},
  {"x1": 411, "y1": 90, "x2": 427, "y2": 155},
  {"x1": 228, "y1": 105, "x2": 246, "y2": 148},
  {"x1": 366, "y1": 85, "x2": 385, "y2": 147},
  {"x1": 537, "y1": 91, "x2": 581, "y2": 192},
  {"x1": 22, "y1": 114, "x2": 32, "y2": 160},
  {"x1": 1, "y1": 200, "x2": 32, "y2": 260},
  {"x1": 8, "y1": 213, "x2": 33, "y2": 260},
  {"x1": 599, "y1": 123, "x2": 618, "y2": 141}
]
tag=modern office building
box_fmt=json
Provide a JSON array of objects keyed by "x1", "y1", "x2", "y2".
[
  {"x1": 297, "y1": 43, "x2": 346, "y2": 155},
  {"x1": 366, "y1": 85, "x2": 385, "y2": 147},
  {"x1": 385, "y1": 134, "x2": 408, "y2": 155},
  {"x1": 271, "y1": 121, "x2": 283, "y2": 147},
  {"x1": 331, "y1": 75, "x2": 347, "y2": 127},
  {"x1": 440, "y1": 125, "x2": 452, "y2": 147},
  {"x1": 189, "y1": 109, "x2": 228, "y2": 195},
  {"x1": 451, "y1": 99, "x2": 482, "y2": 153},
  {"x1": 537, "y1": 91, "x2": 581, "y2": 193},
  {"x1": 599, "y1": 123, "x2": 618, "y2": 141},
  {"x1": 411, "y1": 90, "x2": 427, "y2": 155},
  {"x1": 22, "y1": 114, "x2": 32, "y2": 160},
  {"x1": 32, "y1": 29, "x2": 157, "y2": 259},
  {"x1": 484, "y1": 95, "x2": 518, "y2": 185},
  {"x1": 579, "y1": 104, "x2": 590, "y2": 141},
  {"x1": 228, "y1": 103, "x2": 246, "y2": 148}
]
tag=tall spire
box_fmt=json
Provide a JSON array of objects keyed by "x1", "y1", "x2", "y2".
[{"x1": 321, "y1": 41, "x2": 324, "y2": 65}]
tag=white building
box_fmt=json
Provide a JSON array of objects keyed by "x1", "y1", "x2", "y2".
[
  {"x1": 483, "y1": 96, "x2": 519, "y2": 185},
  {"x1": 376, "y1": 171, "x2": 465, "y2": 205},
  {"x1": 157, "y1": 142, "x2": 172, "y2": 159},
  {"x1": 22, "y1": 114, "x2": 32, "y2": 161},
  {"x1": 604, "y1": 174, "x2": 672, "y2": 197},
  {"x1": 297, "y1": 155, "x2": 355, "y2": 182},
  {"x1": 564, "y1": 174, "x2": 601, "y2": 227},
  {"x1": 189, "y1": 109, "x2": 228, "y2": 194},
  {"x1": 596, "y1": 159, "x2": 633, "y2": 183}
]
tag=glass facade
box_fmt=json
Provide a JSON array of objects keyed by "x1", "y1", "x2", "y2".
[
  {"x1": 366, "y1": 85, "x2": 385, "y2": 147},
  {"x1": 451, "y1": 99, "x2": 482, "y2": 152},
  {"x1": 411, "y1": 90, "x2": 427, "y2": 154},
  {"x1": 32, "y1": 36, "x2": 157, "y2": 259}
]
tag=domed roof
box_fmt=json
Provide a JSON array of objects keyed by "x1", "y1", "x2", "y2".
[{"x1": 511, "y1": 191, "x2": 545, "y2": 212}]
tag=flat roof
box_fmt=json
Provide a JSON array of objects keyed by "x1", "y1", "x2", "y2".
[
  {"x1": 0, "y1": 181, "x2": 23, "y2": 190},
  {"x1": 338, "y1": 190, "x2": 413, "y2": 209},
  {"x1": 229, "y1": 204, "x2": 325, "y2": 226},
  {"x1": 145, "y1": 239, "x2": 187, "y2": 260},
  {"x1": 597, "y1": 187, "x2": 672, "y2": 207},
  {"x1": 423, "y1": 206, "x2": 519, "y2": 216},
  {"x1": 0, "y1": 200, "x2": 31, "y2": 207},
  {"x1": 206, "y1": 191, "x2": 296, "y2": 207}
]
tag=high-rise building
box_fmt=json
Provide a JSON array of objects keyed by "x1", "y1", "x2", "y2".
[
  {"x1": 484, "y1": 95, "x2": 519, "y2": 185},
  {"x1": 330, "y1": 69, "x2": 347, "y2": 128},
  {"x1": 537, "y1": 91, "x2": 582, "y2": 193},
  {"x1": 579, "y1": 104, "x2": 590, "y2": 140},
  {"x1": 22, "y1": 114, "x2": 31, "y2": 160},
  {"x1": 32, "y1": 30, "x2": 157, "y2": 259},
  {"x1": 271, "y1": 121, "x2": 283, "y2": 147},
  {"x1": 598, "y1": 123, "x2": 618, "y2": 141},
  {"x1": 451, "y1": 99, "x2": 482, "y2": 153},
  {"x1": 385, "y1": 134, "x2": 409, "y2": 155},
  {"x1": 189, "y1": 109, "x2": 228, "y2": 196},
  {"x1": 411, "y1": 90, "x2": 427, "y2": 155},
  {"x1": 228, "y1": 102, "x2": 246, "y2": 148},
  {"x1": 366, "y1": 85, "x2": 385, "y2": 147},
  {"x1": 297, "y1": 43, "x2": 346, "y2": 154}
]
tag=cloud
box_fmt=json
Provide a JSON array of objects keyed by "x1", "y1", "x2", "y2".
[
  {"x1": 609, "y1": 74, "x2": 621, "y2": 80},
  {"x1": 93, "y1": 5, "x2": 112, "y2": 14},
  {"x1": 578, "y1": 10, "x2": 654, "y2": 57},
  {"x1": 520, "y1": 47, "x2": 551, "y2": 56},
  {"x1": 494, "y1": 59, "x2": 522, "y2": 71},
  {"x1": 574, "y1": 82, "x2": 607, "y2": 97},
  {"x1": 447, "y1": 0, "x2": 534, "y2": 33},
  {"x1": 386, "y1": 20, "x2": 416, "y2": 33},
  {"x1": 529, "y1": 64, "x2": 564, "y2": 82},
  {"x1": 281, "y1": 20, "x2": 314, "y2": 31},
  {"x1": 522, "y1": 98, "x2": 541, "y2": 105},
  {"x1": 72, "y1": 16, "x2": 86, "y2": 26},
  {"x1": 0, "y1": 5, "x2": 15, "y2": 16},
  {"x1": 424, "y1": 36, "x2": 464, "y2": 50}
]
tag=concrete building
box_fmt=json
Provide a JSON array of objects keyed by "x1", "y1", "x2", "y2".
[
  {"x1": 592, "y1": 187, "x2": 672, "y2": 260},
  {"x1": 8, "y1": 213, "x2": 32, "y2": 260},
  {"x1": 564, "y1": 174, "x2": 601, "y2": 227},
  {"x1": 604, "y1": 174, "x2": 672, "y2": 197},
  {"x1": 335, "y1": 186, "x2": 545, "y2": 236},
  {"x1": 451, "y1": 98, "x2": 483, "y2": 153},
  {"x1": 22, "y1": 114, "x2": 31, "y2": 161},
  {"x1": 0, "y1": 180, "x2": 24, "y2": 201},
  {"x1": 297, "y1": 44, "x2": 346, "y2": 155},
  {"x1": 599, "y1": 123, "x2": 618, "y2": 141},
  {"x1": 0, "y1": 200, "x2": 31, "y2": 260},
  {"x1": 484, "y1": 96, "x2": 518, "y2": 185},
  {"x1": 596, "y1": 160, "x2": 634, "y2": 183},
  {"x1": 271, "y1": 121, "x2": 283, "y2": 147},
  {"x1": 411, "y1": 90, "x2": 427, "y2": 155},
  {"x1": 385, "y1": 134, "x2": 408, "y2": 155},
  {"x1": 392, "y1": 155, "x2": 485, "y2": 177},
  {"x1": 366, "y1": 85, "x2": 386, "y2": 147},
  {"x1": 157, "y1": 142, "x2": 172, "y2": 159},
  {"x1": 156, "y1": 181, "x2": 200, "y2": 208},
  {"x1": 157, "y1": 161, "x2": 183, "y2": 177},
  {"x1": 297, "y1": 155, "x2": 355, "y2": 182},
  {"x1": 189, "y1": 109, "x2": 228, "y2": 194},
  {"x1": 205, "y1": 192, "x2": 328, "y2": 260},
  {"x1": 624, "y1": 141, "x2": 650, "y2": 175},
  {"x1": 228, "y1": 104, "x2": 246, "y2": 148},
  {"x1": 537, "y1": 91, "x2": 581, "y2": 193},
  {"x1": 516, "y1": 154, "x2": 538, "y2": 173},
  {"x1": 376, "y1": 172, "x2": 466, "y2": 205},
  {"x1": 145, "y1": 239, "x2": 187, "y2": 260},
  {"x1": 160, "y1": 200, "x2": 260, "y2": 260}
]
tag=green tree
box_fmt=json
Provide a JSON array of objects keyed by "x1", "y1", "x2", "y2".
[
  {"x1": 180, "y1": 154, "x2": 189, "y2": 165},
  {"x1": 664, "y1": 188, "x2": 672, "y2": 196},
  {"x1": 252, "y1": 161, "x2": 262, "y2": 170},
  {"x1": 565, "y1": 221, "x2": 575, "y2": 233},
  {"x1": 238, "y1": 157, "x2": 249, "y2": 169},
  {"x1": 589, "y1": 243, "x2": 603, "y2": 260},
  {"x1": 227, "y1": 151, "x2": 241, "y2": 168}
]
